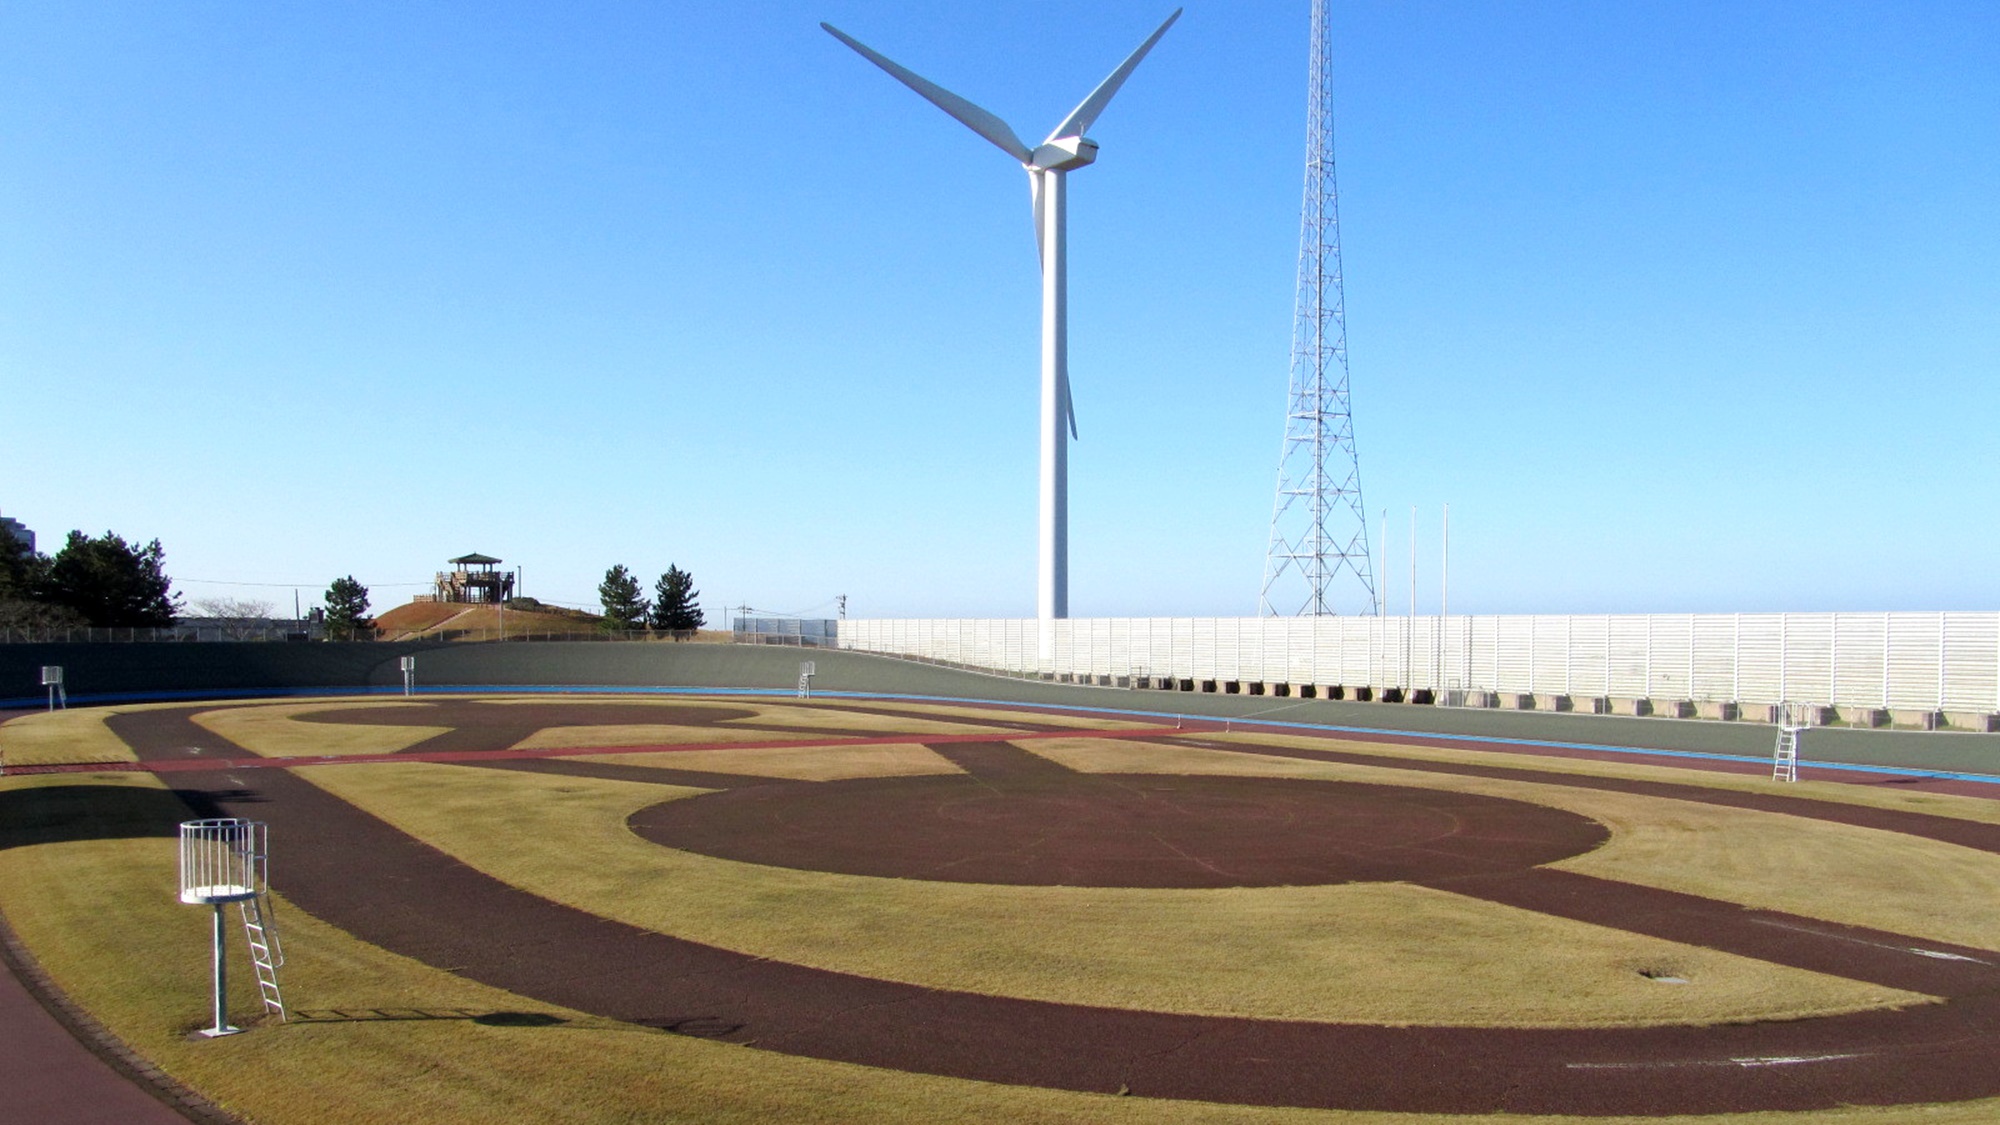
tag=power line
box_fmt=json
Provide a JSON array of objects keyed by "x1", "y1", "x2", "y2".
[{"x1": 177, "y1": 578, "x2": 434, "y2": 588}]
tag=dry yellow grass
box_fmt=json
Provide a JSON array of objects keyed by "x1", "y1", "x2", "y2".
[
  {"x1": 1552, "y1": 797, "x2": 2000, "y2": 950},
  {"x1": 568, "y1": 742, "x2": 962, "y2": 781},
  {"x1": 706, "y1": 695, "x2": 1165, "y2": 732},
  {"x1": 376, "y1": 603, "x2": 615, "y2": 641},
  {"x1": 486, "y1": 694, "x2": 1035, "y2": 740},
  {"x1": 190, "y1": 700, "x2": 448, "y2": 758},
  {"x1": 480, "y1": 695, "x2": 746, "y2": 712},
  {"x1": 157, "y1": 695, "x2": 1145, "y2": 763},
  {"x1": 718, "y1": 701, "x2": 1030, "y2": 736},
  {"x1": 1202, "y1": 729, "x2": 2000, "y2": 826},
  {"x1": 0, "y1": 698, "x2": 369, "y2": 767},
  {"x1": 0, "y1": 705, "x2": 141, "y2": 766},
  {"x1": 877, "y1": 698, "x2": 1166, "y2": 728},
  {"x1": 216, "y1": 698, "x2": 1071, "y2": 752},
  {"x1": 1038, "y1": 736, "x2": 2000, "y2": 951},
  {"x1": 510, "y1": 723, "x2": 818, "y2": 750},
  {"x1": 296, "y1": 759, "x2": 1928, "y2": 1028}
]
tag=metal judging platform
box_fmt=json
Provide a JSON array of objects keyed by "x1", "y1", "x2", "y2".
[{"x1": 178, "y1": 819, "x2": 286, "y2": 1036}]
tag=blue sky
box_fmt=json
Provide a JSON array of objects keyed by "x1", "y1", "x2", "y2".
[{"x1": 2, "y1": 1, "x2": 1994, "y2": 621}]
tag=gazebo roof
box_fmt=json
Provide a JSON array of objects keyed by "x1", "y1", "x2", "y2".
[{"x1": 450, "y1": 552, "x2": 502, "y2": 566}]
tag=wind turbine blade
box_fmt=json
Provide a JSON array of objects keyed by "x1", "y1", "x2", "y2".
[
  {"x1": 822, "y1": 23, "x2": 1034, "y2": 163},
  {"x1": 1044, "y1": 8, "x2": 1182, "y2": 143},
  {"x1": 1028, "y1": 169, "x2": 1045, "y2": 265},
  {"x1": 1061, "y1": 369, "x2": 1078, "y2": 440}
]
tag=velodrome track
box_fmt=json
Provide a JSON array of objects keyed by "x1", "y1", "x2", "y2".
[
  {"x1": 6, "y1": 640, "x2": 1997, "y2": 781},
  {"x1": 6, "y1": 644, "x2": 2000, "y2": 1120}
]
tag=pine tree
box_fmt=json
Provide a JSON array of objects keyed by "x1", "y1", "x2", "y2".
[
  {"x1": 323, "y1": 575, "x2": 372, "y2": 641},
  {"x1": 0, "y1": 526, "x2": 37, "y2": 600},
  {"x1": 0, "y1": 533, "x2": 78, "y2": 629},
  {"x1": 648, "y1": 565, "x2": 705, "y2": 636},
  {"x1": 42, "y1": 531, "x2": 182, "y2": 627},
  {"x1": 598, "y1": 564, "x2": 649, "y2": 632}
]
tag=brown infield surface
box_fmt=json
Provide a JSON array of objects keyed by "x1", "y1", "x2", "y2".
[{"x1": 68, "y1": 697, "x2": 2000, "y2": 1116}]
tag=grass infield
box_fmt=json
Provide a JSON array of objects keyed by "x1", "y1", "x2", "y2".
[
  {"x1": 0, "y1": 703, "x2": 155, "y2": 766},
  {"x1": 296, "y1": 756, "x2": 1928, "y2": 1028},
  {"x1": 192, "y1": 700, "x2": 449, "y2": 758},
  {"x1": 1200, "y1": 729, "x2": 2000, "y2": 826},
  {"x1": 1046, "y1": 736, "x2": 2000, "y2": 949},
  {"x1": 567, "y1": 742, "x2": 963, "y2": 781}
]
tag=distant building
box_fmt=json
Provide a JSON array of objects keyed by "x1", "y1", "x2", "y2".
[
  {"x1": 424, "y1": 553, "x2": 516, "y2": 604},
  {"x1": 0, "y1": 510, "x2": 33, "y2": 554}
]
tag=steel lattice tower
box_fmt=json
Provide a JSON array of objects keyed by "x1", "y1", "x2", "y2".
[{"x1": 1259, "y1": 0, "x2": 1375, "y2": 617}]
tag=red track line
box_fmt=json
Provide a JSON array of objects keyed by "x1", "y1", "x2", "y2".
[{"x1": 1, "y1": 723, "x2": 1219, "y2": 776}]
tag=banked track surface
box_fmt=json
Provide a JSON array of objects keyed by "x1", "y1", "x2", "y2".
[{"x1": 96, "y1": 701, "x2": 2000, "y2": 1117}]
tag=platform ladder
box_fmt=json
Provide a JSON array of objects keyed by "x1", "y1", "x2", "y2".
[
  {"x1": 1772, "y1": 702, "x2": 1806, "y2": 783},
  {"x1": 797, "y1": 660, "x2": 815, "y2": 700},
  {"x1": 237, "y1": 843, "x2": 287, "y2": 1022}
]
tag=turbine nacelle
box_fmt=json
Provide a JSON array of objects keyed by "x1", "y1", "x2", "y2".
[{"x1": 1030, "y1": 137, "x2": 1099, "y2": 172}]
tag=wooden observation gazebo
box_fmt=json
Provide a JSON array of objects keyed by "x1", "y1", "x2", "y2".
[{"x1": 432, "y1": 553, "x2": 516, "y2": 605}]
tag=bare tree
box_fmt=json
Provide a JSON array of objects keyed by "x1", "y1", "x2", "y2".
[
  {"x1": 192, "y1": 596, "x2": 275, "y2": 618},
  {"x1": 192, "y1": 596, "x2": 277, "y2": 640}
]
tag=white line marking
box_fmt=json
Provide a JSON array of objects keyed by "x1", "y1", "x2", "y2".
[
  {"x1": 1748, "y1": 917, "x2": 1995, "y2": 965},
  {"x1": 1908, "y1": 948, "x2": 1987, "y2": 963},
  {"x1": 1731, "y1": 1053, "x2": 1865, "y2": 1068},
  {"x1": 1569, "y1": 1052, "x2": 1866, "y2": 1071}
]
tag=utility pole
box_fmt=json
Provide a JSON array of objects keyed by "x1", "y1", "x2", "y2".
[
  {"x1": 1260, "y1": 0, "x2": 1375, "y2": 618},
  {"x1": 1407, "y1": 506, "x2": 1416, "y2": 693},
  {"x1": 1439, "y1": 503, "x2": 1450, "y2": 691}
]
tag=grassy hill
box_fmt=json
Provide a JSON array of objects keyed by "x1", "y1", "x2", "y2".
[
  {"x1": 374, "y1": 599, "x2": 729, "y2": 643},
  {"x1": 375, "y1": 599, "x2": 601, "y2": 641}
]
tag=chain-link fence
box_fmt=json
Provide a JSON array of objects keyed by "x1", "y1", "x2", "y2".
[{"x1": 0, "y1": 625, "x2": 315, "y2": 644}]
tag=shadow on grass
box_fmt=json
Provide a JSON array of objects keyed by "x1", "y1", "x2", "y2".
[
  {"x1": 289, "y1": 1009, "x2": 747, "y2": 1038},
  {"x1": 291, "y1": 1008, "x2": 569, "y2": 1027},
  {"x1": 633, "y1": 1015, "x2": 746, "y2": 1039},
  {"x1": 0, "y1": 785, "x2": 266, "y2": 850}
]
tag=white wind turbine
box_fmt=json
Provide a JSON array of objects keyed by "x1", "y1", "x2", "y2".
[{"x1": 823, "y1": 10, "x2": 1181, "y2": 635}]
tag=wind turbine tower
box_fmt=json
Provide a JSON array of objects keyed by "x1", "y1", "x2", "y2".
[
  {"x1": 824, "y1": 11, "x2": 1181, "y2": 634},
  {"x1": 1260, "y1": 0, "x2": 1376, "y2": 617}
]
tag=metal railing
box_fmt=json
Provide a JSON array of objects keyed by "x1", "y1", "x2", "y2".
[
  {"x1": 1, "y1": 625, "x2": 314, "y2": 644},
  {"x1": 0, "y1": 625, "x2": 712, "y2": 645}
]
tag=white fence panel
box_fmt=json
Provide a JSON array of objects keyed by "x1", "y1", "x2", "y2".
[
  {"x1": 1570, "y1": 616, "x2": 1610, "y2": 699},
  {"x1": 1491, "y1": 617, "x2": 1530, "y2": 695},
  {"x1": 1828, "y1": 614, "x2": 1881, "y2": 709},
  {"x1": 1945, "y1": 613, "x2": 2000, "y2": 714},
  {"x1": 839, "y1": 612, "x2": 2000, "y2": 716},
  {"x1": 1736, "y1": 615, "x2": 1785, "y2": 704},
  {"x1": 1606, "y1": 617, "x2": 1649, "y2": 699},
  {"x1": 1884, "y1": 614, "x2": 1943, "y2": 712},
  {"x1": 1527, "y1": 617, "x2": 1564, "y2": 697},
  {"x1": 1691, "y1": 615, "x2": 1736, "y2": 701}
]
